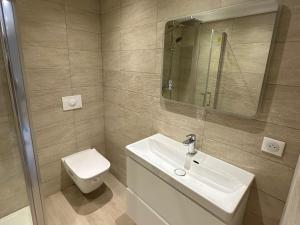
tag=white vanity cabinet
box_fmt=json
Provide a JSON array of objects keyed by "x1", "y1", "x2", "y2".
[{"x1": 127, "y1": 157, "x2": 247, "y2": 225}]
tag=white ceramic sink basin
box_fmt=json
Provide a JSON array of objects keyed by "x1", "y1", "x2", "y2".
[{"x1": 126, "y1": 133, "x2": 254, "y2": 222}]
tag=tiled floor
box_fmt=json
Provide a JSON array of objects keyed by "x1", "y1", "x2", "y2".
[
  {"x1": 45, "y1": 173, "x2": 135, "y2": 225},
  {"x1": 0, "y1": 207, "x2": 33, "y2": 225}
]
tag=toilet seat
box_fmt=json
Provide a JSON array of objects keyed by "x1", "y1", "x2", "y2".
[{"x1": 62, "y1": 148, "x2": 110, "y2": 180}]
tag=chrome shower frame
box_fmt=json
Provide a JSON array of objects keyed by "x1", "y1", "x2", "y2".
[{"x1": 0, "y1": 0, "x2": 45, "y2": 225}]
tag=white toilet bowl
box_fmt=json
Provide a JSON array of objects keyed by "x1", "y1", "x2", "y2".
[{"x1": 62, "y1": 148, "x2": 110, "y2": 194}]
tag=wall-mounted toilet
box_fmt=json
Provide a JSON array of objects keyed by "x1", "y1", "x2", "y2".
[{"x1": 62, "y1": 148, "x2": 110, "y2": 194}]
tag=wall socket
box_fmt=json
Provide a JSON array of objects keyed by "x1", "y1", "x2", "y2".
[{"x1": 261, "y1": 137, "x2": 285, "y2": 157}]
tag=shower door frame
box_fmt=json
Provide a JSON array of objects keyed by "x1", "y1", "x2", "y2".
[{"x1": 0, "y1": 0, "x2": 45, "y2": 225}]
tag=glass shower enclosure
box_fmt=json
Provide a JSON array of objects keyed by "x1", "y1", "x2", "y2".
[{"x1": 0, "y1": 0, "x2": 45, "y2": 225}]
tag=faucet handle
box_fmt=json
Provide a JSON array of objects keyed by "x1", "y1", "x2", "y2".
[{"x1": 186, "y1": 134, "x2": 196, "y2": 141}]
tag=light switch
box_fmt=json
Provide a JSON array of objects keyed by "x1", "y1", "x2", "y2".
[{"x1": 62, "y1": 95, "x2": 82, "y2": 111}]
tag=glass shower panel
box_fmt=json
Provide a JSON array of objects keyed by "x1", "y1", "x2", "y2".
[{"x1": 0, "y1": 37, "x2": 33, "y2": 225}]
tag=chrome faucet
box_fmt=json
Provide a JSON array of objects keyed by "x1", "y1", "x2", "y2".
[{"x1": 183, "y1": 134, "x2": 197, "y2": 155}]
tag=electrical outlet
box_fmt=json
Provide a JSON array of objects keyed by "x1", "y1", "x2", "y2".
[{"x1": 261, "y1": 137, "x2": 285, "y2": 157}]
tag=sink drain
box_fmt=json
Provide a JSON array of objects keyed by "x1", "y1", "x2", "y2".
[{"x1": 174, "y1": 168, "x2": 186, "y2": 176}]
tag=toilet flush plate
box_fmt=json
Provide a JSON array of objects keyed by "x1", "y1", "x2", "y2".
[{"x1": 62, "y1": 95, "x2": 82, "y2": 111}]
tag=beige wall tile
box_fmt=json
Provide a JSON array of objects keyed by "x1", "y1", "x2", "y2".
[
  {"x1": 202, "y1": 138, "x2": 293, "y2": 201},
  {"x1": 277, "y1": 7, "x2": 300, "y2": 42},
  {"x1": 66, "y1": 8, "x2": 100, "y2": 33},
  {"x1": 258, "y1": 85, "x2": 300, "y2": 129},
  {"x1": 35, "y1": 122, "x2": 76, "y2": 149},
  {"x1": 31, "y1": 108, "x2": 74, "y2": 131},
  {"x1": 204, "y1": 112, "x2": 300, "y2": 168},
  {"x1": 75, "y1": 117, "x2": 105, "y2": 148},
  {"x1": 121, "y1": 50, "x2": 156, "y2": 73},
  {"x1": 23, "y1": 46, "x2": 69, "y2": 69},
  {"x1": 66, "y1": 0, "x2": 100, "y2": 13},
  {"x1": 72, "y1": 86, "x2": 103, "y2": 103},
  {"x1": 69, "y1": 50, "x2": 101, "y2": 68},
  {"x1": 20, "y1": 21, "x2": 67, "y2": 48},
  {"x1": 102, "y1": 51, "x2": 121, "y2": 71},
  {"x1": 101, "y1": 31, "x2": 121, "y2": 51},
  {"x1": 246, "y1": 188, "x2": 284, "y2": 225},
  {"x1": 104, "y1": 70, "x2": 160, "y2": 96},
  {"x1": 74, "y1": 101, "x2": 104, "y2": 122},
  {"x1": 121, "y1": 0, "x2": 157, "y2": 28},
  {"x1": 29, "y1": 88, "x2": 72, "y2": 112},
  {"x1": 37, "y1": 141, "x2": 77, "y2": 166},
  {"x1": 70, "y1": 67, "x2": 102, "y2": 87},
  {"x1": 16, "y1": 0, "x2": 66, "y2": 28},
  {"x1": 101, "y1": 9, "x2": 121, "y2": 33},
  {"x1": 67, "y1": 29, "x2": 100, "y2": 51},
  {"x1": 121, "y1": 23, "x2": 156, "y2": 50},
  {"x1": 157, "y1": 0, "x2": 221, "y2": 21},
  {"x1": 26, "y1": 68, "x2": 71, "y2": 91},
  {"x1": 100, "y1": 0, "x2": 121, "y2": 14}
]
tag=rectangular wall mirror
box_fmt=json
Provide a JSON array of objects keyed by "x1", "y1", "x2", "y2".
[{"x1": 161, "y1": 0, "x2": 279, "y2": 118}]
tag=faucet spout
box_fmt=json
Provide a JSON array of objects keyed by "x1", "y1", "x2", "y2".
[{"x1": 183, "y1": 134, "x2": 197, "y2": 155}]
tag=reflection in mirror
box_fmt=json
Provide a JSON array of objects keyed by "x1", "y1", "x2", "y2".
[{"x1": 161, "y1": 1, "x2": 278, "y2": 118}]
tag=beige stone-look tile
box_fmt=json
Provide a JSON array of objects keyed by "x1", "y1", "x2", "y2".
[
  {"x1": 20, "y1": 20, "x2": 67, "y2": 48},
  {"x1": 105, "y1": 88, "x2": 155, "y2": 114},
  {"x1": 67, "y1": 29, "x2": 100, "y2": 51},
  {"x1": 121, "y1": 23, "x2": 156, "y2": 50},
  {"x1": 16, "y1": 0, "x2": 66, "y2": 28},
  {"x1": 121, "y1": 0, "x2": 139, "y2": 7},
  {"x1": 29, "y1": 88, "x2": 72, "y2": 112},
  {"x1": 66, "y1": 0, "x2": 100, "y2": 13},
  {"x1": 242, "y1": 212, "x2": 265, "y2": 225},
  {"x1": 31, "y1": 108, "x2": 74, "y2": 131},
  {"x1": 101, "y1": 31, "x2": 121, "y2": 51},
  {"x1": 121, "y1": 0, "x2": 157, "y2": 28},
  {"x1": 35, "y1": 122, "x2": 76, "y2": 149},
  {"x1": 246, "y1": 188, "x2": 284, "y2": 225},
  {"x1": 72, "y1": 86, "x2": 103, "y2": 103},
  {"x1": 104, "y1": 70, "x2": 160, "y2": 96},
  {"x1": 0, "y1": 174, "x2": 27, "y2": 202},
  {"x1": 23, "y1": 46, "x2": 69, "y2": 69},
  {"x1": 44, "y1": 173, "x2": 134, "y2": 224},
  {"x1": 271, "y1": 42, "x2": 300, "y2": 71},
  {"x1": 40, "y1": 161, "x2": 62, "y2": 183},
  {"x1": 101, "y1": 9, "x2": 121, "y2": 33},
  {"x1": 66, "y1": 8, "x2": 100, "y2": 33},
  {"x1": 204, "y1": 112, "x2": 300, "y2": 168},
  {"x1": 102, "y1": 51, "x2": 121, "y2": 71},
  {"x1": 70, "y1": 67, "x2": 102, "y2": 87},
  {"x1": 258, "y1": 84, "x2": 300, "y2": 129},
  {"x1": 69, "y1": 50, "x2": 101, "y2": 68},
  {"x1": 100, "y1": 0, "x2": 121, "y2": 14},
  {"x1": 75, "y1": 117, "x2": 105, "y2": 147},
  {"x1": 268, "y1": 67, "x2": 300, "y2": 87},
  {"x1": 26, "y1": 68, "x2": 71, "y2": 91},
  {"x1": 0, "y1": 189, "x2": 28, "y2": 219},
  {"x1": 202, "y1": 138, "x2": 294, "y2": 201},
  {"x1": 37, "y1": 140, "x2": 77, "y2": 166},
  {"x1": 152, "y1": 119, "x2": 203, "y2": 148},
  {"x1": 156, "y1": 21, "x2": 165, "y2": 49},
  {"x1": 277, "y1": 7, "x2": 300, "y2": 42},
  {"x1": 121, "y1": 49, "x2": 156, "y2": 73},
  {"x1": 77, "y1": 134, "x2": 106, "y2": 153},
  {"x1": 157, "y1": 0, "x2": 221, "y2": 21},
  {"x1": 74, "y1": 101, "x2": 104, "y2": 122},
  {"x1": 105, "y1": 102, "x2": 153, "y2": 141}
]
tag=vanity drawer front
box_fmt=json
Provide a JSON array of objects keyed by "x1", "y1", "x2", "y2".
[
  {"x1": 127, "y1": 188, "x2": 169, "y2": 225},
  {"x1": 127, "y1": 157, "x2": 225, "y2": 225}
]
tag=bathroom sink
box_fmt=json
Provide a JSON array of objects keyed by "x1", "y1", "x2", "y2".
[{"x1": 126, "y1": 133, "x2": 254, "y2": 223}]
